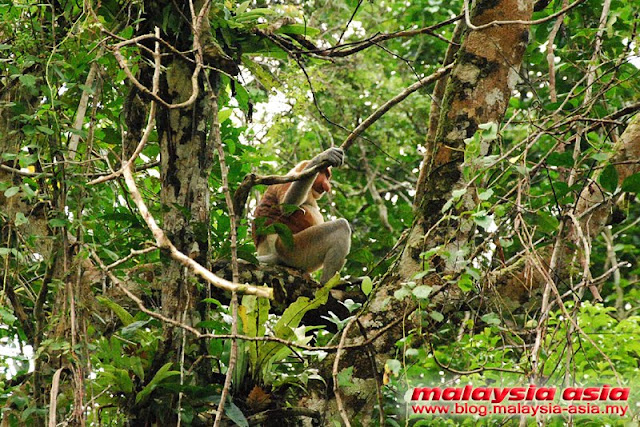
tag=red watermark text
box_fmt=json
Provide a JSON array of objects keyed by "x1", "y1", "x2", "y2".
[{"x1": 409, "y1": 385, "x2": 631, "y2": 418}]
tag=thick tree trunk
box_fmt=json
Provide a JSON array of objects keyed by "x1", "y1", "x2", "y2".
[
  {"x1": 127, "y1": 1, "x2": 214, "y2": 422},
  {"x1": 158, "y1": 60, "x2": 211, "y2": 330}
]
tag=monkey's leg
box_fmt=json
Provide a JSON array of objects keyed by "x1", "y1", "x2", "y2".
[
  {"x1": 275, "y1": 219, "x2": 351, "y2": 284},
  {"x1": 256, "y1": 235, "x2": 281, "y2": 265}
]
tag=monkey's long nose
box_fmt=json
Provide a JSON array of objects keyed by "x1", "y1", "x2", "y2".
[{"x1": 322, "y1": 180, "x2": 331, "y2": 193}]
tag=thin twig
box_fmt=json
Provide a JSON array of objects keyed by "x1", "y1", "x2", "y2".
[
  {"x1": 567, "y1": 212, "x2": 601, "y2": 301},
  {"x1": 310, "y1": 15, "x2": 463, "y2": 58},
  {"x1": 121, "y1": 161, "x2": 271, "y2": 298},
  {"x1": 68, "y1": 60, "x2": 100, "y2": 160},
  {"x1": 333, "y1": 317, "x2": 357, "y2": 427},
  {"x1": 546, "y1": 0, "x2": 568, "y2": 103},
  {"x1": 232, "y1": 64, "x2": 453, "y2": 216},
  {"x1": 88, "y1": 27, "x2": 161, "y2": 186},
  {"x1": 464, "y1": 0, "x2": 586, "y2": 31},
  {"x1": 360, "y1": 143, "x2": 392, "y2": 231},
  {"x1": 210, "y1": 71, "x2": 241, "y2": 427},
  {"x1": 106, "y1": 245, "x2": 158, "y2": 270},
  {"x1": 337, "y1": 0, "x2": 363, "y2": 45},
  {"x1": 341, "y1": 64, "x2": 454, "y2": 152},
  {"x1": 0, "y1": 164, "x2": 52, "y2": 177}
]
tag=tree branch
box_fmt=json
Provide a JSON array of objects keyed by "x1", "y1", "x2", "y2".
[{"x1": 233, "y1": 64, "x2": 453, "y2": 217}]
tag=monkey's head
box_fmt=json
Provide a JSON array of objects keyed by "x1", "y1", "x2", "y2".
[
  {"x1": 291, "y1": 161, "x2": 333, "y2": 200},
  {"x1": 311, "y1": 167, "x2": 332, "y2": 199}
]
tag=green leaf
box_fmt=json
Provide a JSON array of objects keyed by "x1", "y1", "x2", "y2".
[
  {"x1": 255, "y1": 280, "x2": 337, "y2": 374},
  {"x1": 477, "y1": 122, "x2": 498, "y2": 141},
  {"x1": 226, "y1": 138, "x2": 236, "y2": 155},
  {"x1": 235, "y1": 84, "x2": 249, "y2": 111},
  {"x1": 130, "y1": 357, "x2": 145, "y2": 382},
  {"x1": 361, "y1": 276, "x2": 373, "y2": 296},
  {"x1": 429, "y1": 311, "x2": 444, "y2": 322},
  {"x1": 412, "y1": 270, "x2": 429, "y2": 280},
  {"x1": 96, "y1": 296, "x2": 135, "y2": 326},
  {"x1": 36, "y1": 125, "x2": 54, "y2": 135},
  {"x1": 120, "y1": 26, "x2": 134, "y2": 39},
  {"x1": 14, "y1": 212, "x2": 28, "y2": 226},
  {"x1": 472, "y1": 211, "x2": 493, "y2": 230},
  {"x1": 552, "y1": 181, "x2": 570, "y2": 199},
  {"x1": 236, "y1": 0, "x2": 251, "y2": 14},
  {"x1": 235, "y1": 8, "x2": 276, "y2": 22},
  {"x1": 4, "y1": 186, "x2": 19, "y2": 198},
  {"x1": 412, "y1": 285, "x2": 432, "y2": 300},
  {"x1": 272, "y1": 223, "x2": 294, "y2": 249},
  {"x1": 535, "y1": 211, "x2": 559, "y2": 233},
  {"x1": 102, "y1": 248, "x2": 119, "y2": 261},
  {"x1": 198, "y1": 397, "x2": 247, "y2": 426},
  {"x1": 21, "y1": 183, "x2": 36, "y2": 198},
  {"x1": 394, "y1": 287, "x2": 410, "y2": 300},
  {"x1": 196, "y1": 320, "x2": 224, "y2": 329},
  {"x1": 547, "y1": 151, "x2": 574, "y2": 167},
  {"x1": 276, "y1": 24, "x2": 320, "y2": 37},
  {"x1": 19, "y1": 74, "x2": 36, "y2": 88},
  {"x1": 112, "y1": 368, "x2": 134, "y2": 393},
  {"x1": 121, "y1": 320, "x2": 151, "y2": 336},
  {"x1": 478, "y1": 188, "x2": 493, "y2": 201},
  {"x1": 218, "y1": 108, "x2": 232, "y2": 123},
  {"x1": 201, "y1": 297, "x2": 222, "y2": 307},
  {"x1": 420, "y1": 247, "x2": 440, "y2": 260},
  {"x1": 337, "y1": 366, "x2": 354, "y2": 387},
  {"x1": 0, "y1": 307, "x2": 17, "y2": 325},
  {"x1": 457, "y1": 273, "x2": 473, "y2": 292},
  {"x1": 466, "y1": 267, "x2": 481, "y2": 281},
  {"x1": 441, "y1": 198, "x2": 453, "y2": 213},
  {"x1": 222, "y1": 401, "x2": 248, "y2": 427},
  {"x1": 451, "y1": 188, "x2": 466, "y2": 199},
  {"x1": 621, "y1": 172, "x2": 640, "y2": 193},
  {"x1": 48, "y1": 218, "x2": 68, "y2": 227},
  {"x1": 599, "y1": 164, "x2": 618, "y2": 193},
  {"x1": 481, "y1": 312, "x2": 501, "y2": 325},
  {"x1": 241, "y1": 57, "x2": 279, "y2": 91},
  {"x1": 136, "y1": 363, "x2": 180, "y2": 403}
]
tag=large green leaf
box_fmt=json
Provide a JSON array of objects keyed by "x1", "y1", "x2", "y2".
[
  {"x1": 256, "y1": 278, "x2": 339, "y2": 376},
  {"x1": 135, "y1": 363, "x2": 180, "y2": 404},
  {"x1": 599, "y1": 164, "x2": 618, "y2": 193},
  {"x1": 622, "y1": 172, "x2": 640, "y2": 193},
  {"x1": 96, "y1": 296, "x2": 135, "y2": 326}
]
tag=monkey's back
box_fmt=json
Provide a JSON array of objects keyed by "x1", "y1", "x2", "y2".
[{"x1": 252, "y1": 183, "x2": 320, "y2": 247}]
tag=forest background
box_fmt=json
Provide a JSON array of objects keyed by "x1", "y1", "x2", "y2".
[{"x1": 1, "y1": 0, "x2": 640, "y2": 425}]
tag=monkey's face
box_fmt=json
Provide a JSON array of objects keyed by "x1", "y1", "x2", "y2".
[{"x1": 311, "y1": 168, "x2": 332, "y2": 199}]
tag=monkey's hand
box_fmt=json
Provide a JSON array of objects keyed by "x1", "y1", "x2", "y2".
[{"x1": 309, "y1": 147, "x2": 344, "y2": 169}]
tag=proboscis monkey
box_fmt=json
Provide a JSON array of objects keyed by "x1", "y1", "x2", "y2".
[{"x1": 252, "y1": 147, "x2": 351, "y2": 284}]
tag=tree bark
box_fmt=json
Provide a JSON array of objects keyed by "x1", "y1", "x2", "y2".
[
  {"x1": 132, "y1": 1, "x2": 214, "y2": 422},
  {"x1": 158, "y1": 58, "x2": 211, "y2": 328}
]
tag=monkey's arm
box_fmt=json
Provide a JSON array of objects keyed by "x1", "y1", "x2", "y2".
[
  {"x1": 281, "y1": 171, "x2": 315, "y2": 207},
  {"x1": 282, "y1": 147, "x2": 344, "y2": 206}
]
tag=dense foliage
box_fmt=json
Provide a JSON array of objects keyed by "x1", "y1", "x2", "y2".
[{"x1": 0, "y1": 0, "x2": 639, "y2": 425}]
